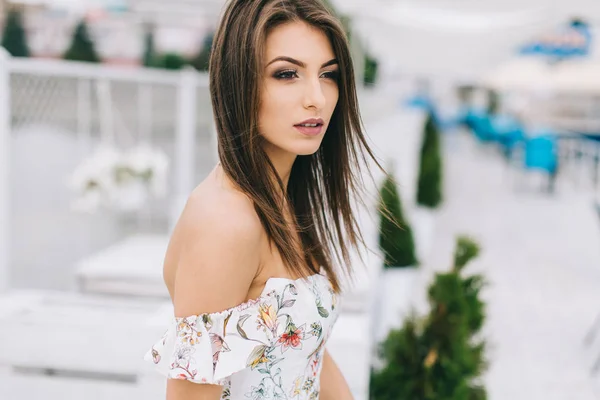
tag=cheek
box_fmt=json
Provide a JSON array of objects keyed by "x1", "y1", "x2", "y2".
[
  {"x1": 259, "y1": 86, "x2": 295, "y2": 129},
  {"x1": 264, "y1": 86, "x2": 296, "y2": 112}
]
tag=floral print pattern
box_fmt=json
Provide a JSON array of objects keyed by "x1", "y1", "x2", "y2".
[{"x1": 144, "y1": 274, "x2": 340, "y2": 400}]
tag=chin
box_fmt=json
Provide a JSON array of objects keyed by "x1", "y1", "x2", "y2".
[{"x1": 292, "y1": 142, "x2": 322, "y2": 156}]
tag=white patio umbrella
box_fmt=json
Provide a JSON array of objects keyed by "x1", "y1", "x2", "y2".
[
  {"x1": 483, "y1": 57, "x2": 557, "y2": 92},
  {"x1": 484, "y1": 57, "x2": 600, "y2": 95},
  {"x1": 551, "y1": 59, "x2": 600, "y2": 94},
  {"x1": 346, "y1": 2, "x2": 555, "y2": 81}
]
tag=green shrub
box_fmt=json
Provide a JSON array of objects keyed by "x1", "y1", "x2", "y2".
[
  {"x1": 154, "y1": 53, "x2": 186, "y2": 70},
  {"x1": 189, "y1": 33, "x2": 213, "y2": 72},
  {"x1": 1, "y1": 9, "x2": 29, "y2": 57},
  {"x1": 370, "y1": 236, "x2": 487, "y2": 400},
  {"x1": 378, "y1": 172, "x2": 418, "y2": 268},
  {"x1": 142, "y1": 29, "x2": 156, "y2": 67},
  {"x1": 364, "y1": 54, "x2": 378, "y2": 86},
  {"x1": 416, "y1": 112, "x2": 443, "y2": 208},
  {"x1": 64, "y1": 20, "x2": 100, "y2": 63}
]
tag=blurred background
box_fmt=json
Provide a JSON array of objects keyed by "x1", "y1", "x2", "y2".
[{"x1": 1, "y1": 0, "x2": 600, "y2": 399}]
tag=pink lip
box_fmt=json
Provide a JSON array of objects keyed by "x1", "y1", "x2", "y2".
[
  {"x1": 295, "y1": 118, "x2": 324, "y2": 126},
  {"x1": 294, "y1": 118, "x2": 325, "y2": 136}
]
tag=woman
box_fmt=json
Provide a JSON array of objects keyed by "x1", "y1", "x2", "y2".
[{"x1": 144, "y1": 0, "x2": 382, "y2": 399}]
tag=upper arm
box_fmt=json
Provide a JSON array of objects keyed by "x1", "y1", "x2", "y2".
[
  {"x1": 173, "y1": 192, "x2": 263, "y2": 317},
  {"x1": 320, "y1": 350, "x2": 354, "y2": 400},
  {"x1": 167, "y1": 193, "x2": 263, "y2": 398}
]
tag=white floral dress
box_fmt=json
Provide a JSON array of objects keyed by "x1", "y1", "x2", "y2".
[{"x1": 144, "y1": 274, "x2": 340, "y2": 400}]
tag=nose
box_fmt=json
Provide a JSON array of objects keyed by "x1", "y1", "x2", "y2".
[{"x1": 303, "y1": 78, "x2": 326, "y2": 111}]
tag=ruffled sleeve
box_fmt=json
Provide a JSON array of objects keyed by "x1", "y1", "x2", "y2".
[{"x1": 143, "y1": 294, "x2": 277, "y2": 385}]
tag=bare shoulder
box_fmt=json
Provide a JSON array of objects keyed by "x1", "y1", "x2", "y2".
[
  {"x1": 169, "y1": 175, "x2": 264, "y2": 317},
  {"x1": 180, "y1": 179, "x2": 262, "y2": 240}
]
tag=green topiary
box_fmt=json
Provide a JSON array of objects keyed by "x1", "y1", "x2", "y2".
[
  {"x1": 370, "y1": 236, "x2": 488, "y2": 400},
  {"x1": 189, "y1": 33, "x2": 213, "y2": 71},
  {"x1": 378, "y1": 172, "x2": 418, "y2": 268},
  {"x1": 364, "y1": 54, "x2": 378, "y2": 86},
  {"x1": 64, "y1": 20, "x2": 100, "y2": 63},
  {"x1": 142, "y1": 28, "x2": 156, "y2": 67},
  {"x1": 370, "y1": 314, "x2": 427, "y2": 399},
  {"x1": 416, "y1": 112, "x2": 443, "y2": 208},
  {"x1": 2, "y1": 9, "x2": 29, "y2": 57},
  {"x1": 154, "y1": 53, "x2": 187, "y2": 70}
]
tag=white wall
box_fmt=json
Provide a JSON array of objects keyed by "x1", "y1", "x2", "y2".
[{"x1": 10, "y1": 126, "x2": 124, "y2": 291}]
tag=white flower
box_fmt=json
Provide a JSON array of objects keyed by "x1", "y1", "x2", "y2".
[
  {"x1": 124, "y1": 143, "x2": 170, "y2": 198},
  {"x1": 67, "y1": 146, "x2": 121, "y2": 195},
  {"x1": 67, "y1": 143, "x2": 170, "y2": 213}
]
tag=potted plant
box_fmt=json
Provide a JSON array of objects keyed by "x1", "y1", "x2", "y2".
[
  {"x1": 373, "y1": 172, "x2": 419, "y2": 347},
  {"x1": 370, "y1": 236, "x2": 487, "y2": 400},
  {"x1": 413, "y1": 112, "x2": 443, "y2": 263}
]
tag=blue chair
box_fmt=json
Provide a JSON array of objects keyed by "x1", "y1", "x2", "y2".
[
  {"x1": 523, "y1": 132, "x2": 559, "y2": 192},
  {"x1": 490, "y1": 115, "x2": 525, "y2": 157},
  {"x1": 404, "y1": 94, "x2": 432, "y2": 110},
  {"x1": 470, "y1": 112, "x2": 497, "y2": 143},
  {"x1": 460, "y1": 107, "x2": 484, "y2": 131},
  {"x1": 524, "y1": 134, "x2": 558, "y2": 172}
]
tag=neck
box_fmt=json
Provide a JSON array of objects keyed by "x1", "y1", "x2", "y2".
[{"x1": 264, "y1": 144, "x2": 296, "y2": 194}]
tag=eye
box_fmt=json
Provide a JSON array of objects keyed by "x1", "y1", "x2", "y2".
[
  {"x1": 321, "y1": 70, "x2": 340, "y2": 81},
  {"x1": 273, "y1": 69, "x2": 299, "y2": 80}
]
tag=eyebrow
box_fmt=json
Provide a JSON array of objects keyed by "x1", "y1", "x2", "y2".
[{"x1": 266, "y1": 56, "x2": 338, "y2": 68}]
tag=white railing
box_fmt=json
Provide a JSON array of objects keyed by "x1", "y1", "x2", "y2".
[
  {"x1": 0, "y1": 49, "x2": 10, "y2": 293},
  {"x1": 556, "y1": 133, "x2": 600, "y2": 192},
  {"x1": 0, "y1": 50, "x2": 217, "y2": 294},
  {"x1": 8, "y1": 55, "x2": 213, "y2": 189}
]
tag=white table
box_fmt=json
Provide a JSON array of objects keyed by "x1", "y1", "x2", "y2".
[
  {"x1": 74, "y1": 234, "x2": 170, "y2": 298},
  {"x1": 0, "y1": 289, "x2": 168, "y2": 400}
]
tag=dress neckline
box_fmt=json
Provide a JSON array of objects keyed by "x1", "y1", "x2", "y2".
[{"x1": 172, "y1": 273, "x2": 327, "y2": 320}]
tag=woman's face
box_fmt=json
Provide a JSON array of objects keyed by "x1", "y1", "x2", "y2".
[{"x1": 259, "y1": 20, "x2": 340, "y2": 159}]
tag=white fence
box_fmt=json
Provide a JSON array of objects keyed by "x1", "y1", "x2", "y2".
[{"x1": 0, "y1": 51, "x2": 217, "y2": 293}]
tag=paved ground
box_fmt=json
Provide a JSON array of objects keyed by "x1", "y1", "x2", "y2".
[{"x1": 416, "y1": 131, "x2": 600, "y2": 400}]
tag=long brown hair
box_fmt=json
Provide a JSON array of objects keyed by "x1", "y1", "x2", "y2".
[{"x1": 209, "y1": 0, "x2": 383, "y2": 293}]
